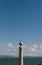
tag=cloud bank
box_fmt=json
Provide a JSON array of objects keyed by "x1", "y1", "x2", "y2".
[{"x1": 0, "y1": 43, "x2": 42, "y2": 57}]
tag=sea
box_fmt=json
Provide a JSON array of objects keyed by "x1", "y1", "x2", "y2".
[{"x1": 0, "y1": 57, "x2": 42, "y2": 65}]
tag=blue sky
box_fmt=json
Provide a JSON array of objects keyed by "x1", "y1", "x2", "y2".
[{"x1": 0, "y1": 0, "x2": 42, "y2": 56}]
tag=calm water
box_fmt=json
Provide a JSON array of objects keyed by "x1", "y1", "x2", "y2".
[{"x1": 0, "y1": 57, "x2": 42, "y2": 65}]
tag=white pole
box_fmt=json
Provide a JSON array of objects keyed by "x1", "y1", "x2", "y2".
[{"x1": 19, "y1": 42, "x2": 23, "y2": 65}]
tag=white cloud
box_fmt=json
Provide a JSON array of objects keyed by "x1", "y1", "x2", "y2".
[
  {"x1": 1, "y1": 43, "x2": 42, "y2": 57},
  {"x1": 30, "y1": 47, "x2": 36, "y2": 52},
  {"x1": 40, "y1": 45, "x2": 42, "y2": 49},
  {"x1": 7, "y1": 43, "x2": 13, "y2": 49},
  {"x1": 32, "y1": 45, "x2": 38, "y2": 49}
]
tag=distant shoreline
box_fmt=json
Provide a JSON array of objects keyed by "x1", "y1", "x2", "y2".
[{"x1": 0, "y1": 55, "x2": 42, "y2": 58}]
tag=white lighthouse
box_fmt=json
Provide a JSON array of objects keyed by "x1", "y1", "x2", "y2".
[{"x1": 19, "y1": 41, "x2": 23, "y2": 65}]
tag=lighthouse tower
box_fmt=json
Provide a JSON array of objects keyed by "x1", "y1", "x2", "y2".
[{"x1": 19, "y1": 41, "x2": 23, "y2": 65}]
